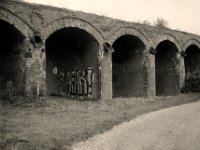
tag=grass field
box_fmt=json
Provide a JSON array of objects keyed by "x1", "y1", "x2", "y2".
[{"x1": 0, "y1": 94, "x2": 199, "y2": 150}]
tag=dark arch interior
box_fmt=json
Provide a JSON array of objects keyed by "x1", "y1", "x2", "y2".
[
  {"x1": 112, "y1": 35, "x2": 146, "y2": 97},
  {"x1": 184, "y1": 45, "x2": 200, "y2": 92},
  {"x1": 155, "y1": 40, "x2": 179, "y2": 96},
  {"x1": 46, "y1": 27, "x2": 99, "y2": 99},
  {"x1": 0, "y1": 19, "x2": 24, "y2": 97}
]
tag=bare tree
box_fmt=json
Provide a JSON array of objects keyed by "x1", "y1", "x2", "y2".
[
  {"x1": 154, "y1": 17, "x2": 169, "y2": 28},
  {"x1": 142, "y1": 19, "x2": 152, "y2": 26}
]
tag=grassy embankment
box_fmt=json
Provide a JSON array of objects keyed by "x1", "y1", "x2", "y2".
[{"x1": 0, "y1": 94, "x2": 199, "y2": 150}]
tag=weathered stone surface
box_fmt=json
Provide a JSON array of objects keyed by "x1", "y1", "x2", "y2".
[{"x1": 0, "y1": 0, "x2": 200, "y2": 100}]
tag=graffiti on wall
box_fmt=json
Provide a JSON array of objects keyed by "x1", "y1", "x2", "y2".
[{"x1": 56, "y1": 67, "x2": 94, "y2": 96}]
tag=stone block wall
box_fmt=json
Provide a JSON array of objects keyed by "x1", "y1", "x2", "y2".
[{"x1": 1, "y1": 0, "x2": 200, "y2": 100}]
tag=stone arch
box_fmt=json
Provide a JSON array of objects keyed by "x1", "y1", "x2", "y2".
[
  {"x1": 110, "y1": 27, "x2": 151, "y2": 97},
  {"x1": 0, "y1": 7, "x2": 33, "y2": 37},
  {"x1": 155, "y1": 36, "x2": 181, "y2": 96},
  {"x1": 183, "y1": 39, "x2": 200, "y2": 93},
  {"x1": 0, "y1": 8, "x2": 34, "y2": 97},
  {"x1": 43, "y1": 18, "x2": 104, "y2": 100},
  {"x1": 153, "y1": 33, "x2": 182, "y2": 52},
  {"x1": 109, "y1": 27, "x2": 151, "y2": 48},
  {"x1": 42, "y1": 17, "x2": 104, "y2": 45},
  {"x1": 183, "y1": 39, "x2": 200, "y2": 51}
]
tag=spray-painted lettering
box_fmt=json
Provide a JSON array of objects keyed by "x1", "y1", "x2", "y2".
[{"x1": 58, "y1": 68, "x2": 93, "y2": 96}]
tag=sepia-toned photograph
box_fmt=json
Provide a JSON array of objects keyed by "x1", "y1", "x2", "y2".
[{"x1": 0, "y1": 0, "x2": 200, "y2": 149}]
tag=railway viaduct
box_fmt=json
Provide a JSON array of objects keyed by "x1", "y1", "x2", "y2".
[{"x1": 1, "y1": 0, "x2": 200, "y2": 100}]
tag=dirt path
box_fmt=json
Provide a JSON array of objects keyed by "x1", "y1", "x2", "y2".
[{"x1": 72, "y1": 101, "x2": 200, "y2": 150}]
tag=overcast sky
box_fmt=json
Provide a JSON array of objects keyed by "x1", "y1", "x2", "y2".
[{"x1": 24, "y1": 0, "x2": 200, "y2": 35}]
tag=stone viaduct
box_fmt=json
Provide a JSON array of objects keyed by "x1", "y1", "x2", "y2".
[{"x1": 1, "y1": 0, "x2": 200, "y2": 100}]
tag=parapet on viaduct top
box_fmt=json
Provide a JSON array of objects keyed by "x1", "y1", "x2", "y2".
[
  {"x1": 1, "y1": 0, "x2": 200, "y2": 100},
  {"x1": 1, "y1": 0, "x2": 200, "y2": 41}
]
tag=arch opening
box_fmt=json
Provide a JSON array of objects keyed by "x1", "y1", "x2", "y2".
[
  {"x1": 155, "y1": 40, "x2": 179, "y2": 96},
  {"x1": 184, "y1": 45, "x2": 200, "y2": 93},
  {"x1": 45, "y1": 27, "x2": 100, "y2": 99},
  {"x1": 0, "y1": 19, "x2": 24, "y2": 97},
  {"x1": 112, "y1": 35, "x2": 146, "y2": 98}
]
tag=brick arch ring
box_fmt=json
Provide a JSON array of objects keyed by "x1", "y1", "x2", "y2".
[
  {"x1": 108, "y1": 27, "x2": 151, "y2": 51},
  {"x1": 42, "y1": 17, "x2": 104, "y2": 46},
  {"x1": 182, "y1": 39, "x2": 200, "y2": 52},
  {"x1": 0, "y1": 8, "x2": 34, "y2": 38},
  {"x1": 152, "y1": 33, "x2": 182, "y2": 53},
  {"x1": 42, "y1": 17, "x2": 105, "y2": 92}
]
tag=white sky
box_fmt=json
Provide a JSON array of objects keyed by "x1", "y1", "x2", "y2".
[{"x1": 24, "y1": 0, "x2": 200, "y2": 35}]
